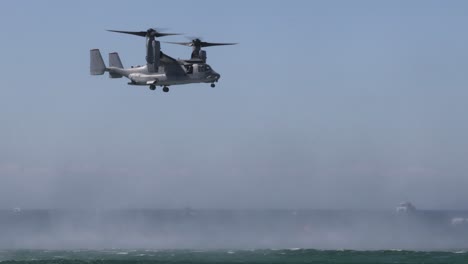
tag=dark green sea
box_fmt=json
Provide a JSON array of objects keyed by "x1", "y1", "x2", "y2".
[{"x1": 1, "y1": 249, "x2": 467, "y2": 264}]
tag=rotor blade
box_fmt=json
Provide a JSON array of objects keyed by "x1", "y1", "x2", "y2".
[
  {"x1": 155, "y1": 32, "x2": 181, "y2": 38},
  {"x1": 106, "y1": 29, "x2": 147, "y2": 37},
  {"x1": 107, "y1": 29, "x2": 181, "y2": 38},
  {"x1": 164, "y1": 41, "x2": 193, "y2": 47},
  {"x1": 149, "y1": 27, "x2": 180, "y2": 35},
  {"x1": 200, "y1": 42, "x2": 238, "y2": 47},
  {"x1": 165, "y1": 41, "x2": 238, "y2": 48}
]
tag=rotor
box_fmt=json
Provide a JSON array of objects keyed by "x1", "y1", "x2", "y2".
[
  {"x1": 107, "y1": 28, "x2": 180, "y2": 39},
  {"x1": 166, "y1": 38, "x2": 237, "y2": 49}
]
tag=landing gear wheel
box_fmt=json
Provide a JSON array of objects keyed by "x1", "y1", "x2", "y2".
[
  {"x1": 211, "y1": 83, "x2": 215, "y2": 88},
  {"x1": 149, "y1": 85, "x2": 156, "y2": 91},
  {"x1": 163, "y1": 86, "x2": 169, "y2": 93}
]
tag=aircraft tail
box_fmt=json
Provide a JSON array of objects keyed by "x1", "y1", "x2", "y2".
[
  {"x1": 90, "y1": 49, "x2": 106, "y2": 75},
  {"x1": 109, "y1": 52, "x2": 123, "y2": 78}
]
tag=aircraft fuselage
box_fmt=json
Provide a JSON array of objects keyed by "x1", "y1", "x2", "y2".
[{"x1": 108, "y1": 63, "x2": 220, "y2": 87}]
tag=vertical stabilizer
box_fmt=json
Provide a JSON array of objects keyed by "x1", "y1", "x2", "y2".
[
  {"x1": 109, "y1": 52, "x2": 124, "y2": 78},
  {"x1": 90, "y1": 49, "x2": 106, "y2": 75},
  {"x1": 109, "y1": 52, "x2": 123, "y2": 68}
]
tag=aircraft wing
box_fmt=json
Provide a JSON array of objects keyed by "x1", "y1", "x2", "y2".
[
  {"x1": 183, "y1": 58, "x2": 205, "y2": 64},
  {"x1": 160, "y1": 52, "x2": 186, "y2": 76}
]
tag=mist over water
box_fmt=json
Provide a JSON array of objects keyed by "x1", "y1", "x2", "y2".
[{"x1": 1, "y1": 209, "x2": 468, "y2": 250}]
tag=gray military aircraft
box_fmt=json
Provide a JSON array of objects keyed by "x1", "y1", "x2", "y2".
[{"x1": 90, "y1": 28, "x2": 236, "y2": 92}]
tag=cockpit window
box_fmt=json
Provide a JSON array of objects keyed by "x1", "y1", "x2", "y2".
[
  {"x1": 185, "y1": 65, "x2": 193, "y2": 74},
  {"x1": 197, "y1": 65, "x2": 211, "y2": 72}
]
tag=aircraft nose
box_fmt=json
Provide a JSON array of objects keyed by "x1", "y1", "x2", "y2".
[
  {"x1": 208, "y1": 72, "x2": 220, "y2": 81},
  {"x1": 212, "y1": 70, "x2": 220, "y2": 80}
]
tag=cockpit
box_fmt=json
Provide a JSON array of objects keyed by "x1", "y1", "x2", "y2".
[
  {"x1": 198, "y1": 64, "x2": 212, "y2": 72},
  {"x1": 184, "y1": 64, "x2": 215, "y2": 75}
]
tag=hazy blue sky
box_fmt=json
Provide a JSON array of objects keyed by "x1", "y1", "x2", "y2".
[{"x1": 0, "y1": 1, "x2": 467, "y2": 210}]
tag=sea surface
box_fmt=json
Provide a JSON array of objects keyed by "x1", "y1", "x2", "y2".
[
  {"x1": 2, "y1": 209, "x2": 468, "y2": 263},
  {"x1": 1, "y1": 249, "x2": 468, "y2": 264}
]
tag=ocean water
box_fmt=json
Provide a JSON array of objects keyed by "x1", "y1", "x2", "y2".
[
  {"x1": 1, "y1": 249, "x2": 468, "y2": 264},
  {"x1": 2, "y1": 210, "x2": 468, "y2": 263}
]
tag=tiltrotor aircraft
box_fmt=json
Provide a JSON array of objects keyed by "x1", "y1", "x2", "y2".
[{"x1": 90, "y1": 28, "x2": 236, "y2": 92}]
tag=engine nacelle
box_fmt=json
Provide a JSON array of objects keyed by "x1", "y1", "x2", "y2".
[
  {"x1": 199, "y1": 50, "x2": 207, "y2": 63},
  {"x1": 146, "y1": 39, "x2": 160, "y2": 73}
]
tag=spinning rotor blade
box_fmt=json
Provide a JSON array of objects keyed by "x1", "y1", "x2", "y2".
[
  {"x1": 107, "y1": 30, "x2": 147, "y2": 37},
  {"x1": 107, "y1": 28, "x2": 180, "y2": 38},
  {"x1": 201, "y1": 42, "x2": 238, "y2": 47},
  {"x1": 166, "y1": 38, "x2": 237, "y2": 48},
  {"x1": 165, "y1": 41, "x2": 194, "y2": 47}
]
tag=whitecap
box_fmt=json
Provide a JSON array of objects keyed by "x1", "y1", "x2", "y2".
[{"x1": 116, "y1": 252, "x2": 128, "y2": 255}]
